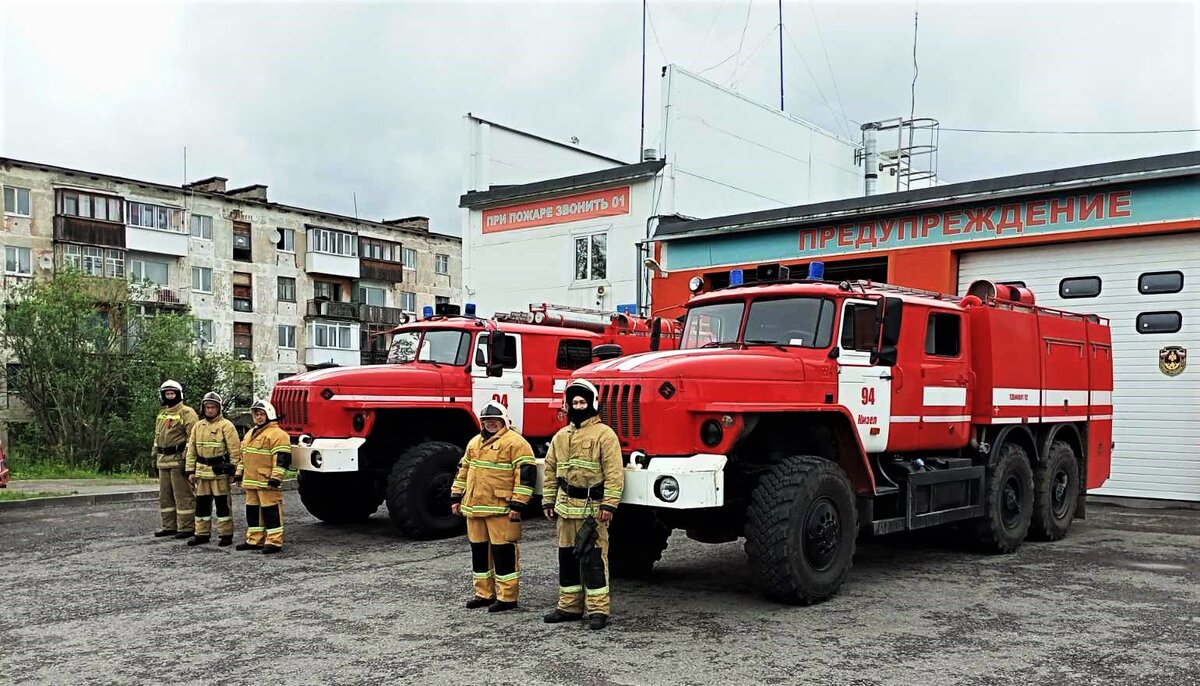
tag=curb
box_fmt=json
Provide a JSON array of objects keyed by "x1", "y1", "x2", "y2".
[{"x1": 0, "y1": 479, "x2": 298, "y2": 513}]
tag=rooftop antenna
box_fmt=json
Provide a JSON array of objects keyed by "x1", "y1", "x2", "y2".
[
  {"x1": 353, "y1": 192, "x2": 359, "y2": 220},
  {"x1": 778, "y1": 0, "x2": 784, "y2": 111},
  {"x1": 639, "y1": 0, "x2": 647, "y2": 161}
]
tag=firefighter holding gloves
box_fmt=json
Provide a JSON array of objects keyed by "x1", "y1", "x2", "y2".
[
  {"x1": 184, "y1": 392, "x2": 242, "y2": 547},
  {"x1": 450, "y1": 400, "x2": 537, "y2": 612},
  {"x1": 152, "y1": 380, "x2": 199, "y2": 539},
  {"x1": 543, "y1": 379, "x2": 624, "y2": 631},
  {"x1": 234, "y1": 399, "x2": 291, "y2": 555}
]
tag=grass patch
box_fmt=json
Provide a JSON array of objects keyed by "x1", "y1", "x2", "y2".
[
  {"x1": 8, "y1": 457, "x2": 152, "y2": 482},
  {"x1": 0, "y1": 490, "x2": 73, "y2": 502}
]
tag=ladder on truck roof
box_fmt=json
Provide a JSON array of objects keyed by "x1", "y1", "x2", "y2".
[{"x1": 845, "y1": 280, "x2": 963, "y2": 304}]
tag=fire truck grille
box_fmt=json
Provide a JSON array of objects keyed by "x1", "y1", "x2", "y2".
[
  {"x1": 272, "y1": 388, "x2": 308, "y2": 431},
  {"x1": 598, "y1": 383, "x2": 642, "y2": 439}
]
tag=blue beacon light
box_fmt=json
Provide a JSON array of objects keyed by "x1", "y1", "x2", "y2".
[
  {"x1": 729, "y1": 268, "x2": 744, "y2": 286},
  {"x1": 807, "y1": 261, "x2": 825, "y2": 280},
  {"x1": 423, "y1": 306, "x2": 434, "y2": 319}
]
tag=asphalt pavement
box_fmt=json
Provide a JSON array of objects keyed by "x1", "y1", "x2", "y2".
[{"x1": 0, "y1": 495, "x2": 1197, "y2": 686}]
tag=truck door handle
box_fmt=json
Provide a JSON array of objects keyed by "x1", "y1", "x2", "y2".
[{"x1": 525, "y1": 376, "x2": 533, "y2": 391}]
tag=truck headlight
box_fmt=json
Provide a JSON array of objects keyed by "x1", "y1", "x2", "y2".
[
  {"x1": 310, "y1": 451, "x2": 323, "y2": 468},
  {"x1": 655, "y1": 476, "x2": 679, "y2": 503}
]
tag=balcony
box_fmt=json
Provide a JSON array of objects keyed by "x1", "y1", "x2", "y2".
[
  {"x1": 308, "y1": 252, "x2": 359, "y2": 279},
  {"x1": 360, "y1": 258, "x2": 404, "y2": 283},
  {"x1": 127, "y1": 225, "x2": 188, "y2": 257},
  {"x1": 130, "y1": 284, "x2": 189, "y2": 310},
  {"x1": 54, "y1": 216, "x2": 124, "y2": 248},
  {"x1": 358, "y1": 304, "x2": 408, "y2": 326},
  {"x1": 79, "y1": 276, "x2": 130, "y2": 303},
  {"x1": 306, "y1": 299, "x2": 358, "y2": 320}
]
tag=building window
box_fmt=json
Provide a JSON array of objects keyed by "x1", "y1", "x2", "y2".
[
  {"x1": 309, "y1": 227, "x2": 357, "y2": 257},
  {"x1": 574, "y1": 234, "x2": 606, "y2": 281},
  {"x1": 233, "y1": 222, "x2": 252, "y2": 262},
  {"x1": 310, "y1": 322, "x2": 354, "y2": 350},
  {"x1": 105, "y1": 249, "x2": 124, "y2": 279},
  {"x1": 556, "y1": 339, "x2": 593, "y2": 370},
  {"x1": 399, "y1": 291, "x2": 416, "y2": 312},
  {"x1": 277, "y1": 228, "x2": 295, "y2": 253},
  {"x1": 313, "y1": 280, "x2": 343, "y2": 301},
  {"x1": 1139, "y1": 271, "x2": 1184, "y2": 295},
  {"x1": 6, "y1": 362, "x2": 21, "y2": 390},
  {"x1": 924, "y1": 313, "x2": 962, "y2": 357},
  {"x1": 358, "y1": 285, "x2": 386, "y2": 306},
  {"x1": 4, "y1": 187, "x2": 31, "y2": 216},
  {"x1": 129, "y1": 257, "x2": 169, "y2": 286},
  {"x1": 278, "y1": 276, "x2": 297, "y2": 302},
  {"x1": 5, "y1": 246, "x2": 31, "y2": 276},
  {"x1": 435, "y1": 253, "x2": 450, "y2": 275},
  {"x1": 192, "y1": 266, "x2": 213, "y2": 293},
  {"x1": 1136, "y1": 311, "x2": 1182, "y2": 334},
  {"x1": 278, "y1": 325, "x2": 296, "y2": 349},
  {"x1": 435, "y1": 296, "x2": 450, "y2": 306},
  {"x1": 361, "y1": 237, "x2": 400, "y2": 263},
  {"x1": 233, "y1": 272, "x2": 253, "y2": 312},
  {"x1": 233, "y1": 322, "x2": 253, "y2": 359},
  {"x1": 189, "y1": 214, "x2": 214, "y2": 239},
  {"x1": 57, "y1": 190, "x2": 122, "y2": 223},
  {"x1": 1059, "y1": 276, "x2": 1101, "y2": 299},
  {"x1": 193, "y1": 319, "x2": 213, "y2": 345},
  {"x1": 402, "y1": 247, "x2": 417, "y2": 269},
  {"x1": 65, "y1": 246, "x2": 125, "y2": 279},
  {"x1": 127, "y1": 202, "x2": 184, "y2": 232}
]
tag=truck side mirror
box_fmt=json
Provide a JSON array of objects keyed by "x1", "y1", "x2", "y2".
[
  {"x1": 649, "y1": 317, "x2": 663, "y2": 351},
  {"x1": 486, "y1": 331, "x2": 508, "y2": 377},
  {"x1": 593, "y1": 343, "x2": 623, "y2": 360},
  {"x1": 871, "y1": 296, "x2": 903, "y2": 366}
]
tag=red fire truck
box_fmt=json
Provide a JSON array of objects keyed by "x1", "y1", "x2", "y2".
[
  {"x1": 574, "y1": 262, "x2": 1113, "y2": 604},
  {"x1": 271, "y1": 303, "x2": 678, "y2": 538}
]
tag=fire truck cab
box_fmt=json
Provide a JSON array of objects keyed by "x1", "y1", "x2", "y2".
[
  {"x1": 272, "y1": 303, "x2": 677, "y2": 539},
  {"x1": 575, "y1": 262, "x2": 1114, "y2": 604}
]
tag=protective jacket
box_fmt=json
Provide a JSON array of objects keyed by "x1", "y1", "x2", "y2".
[
  {"x1": 237, "y1": 422, "x2": 291, "y2": 490},
  {"x1": 542, "y1": 417, "x2": 623, "y2": 518},
  {"x1": 451, "y1": 427, "x2": 537, "y2": 516},
  {"x1": 185, "y1": 417, "x2": 243, "y2": 479},
  {"x1": 153, "y1": 402, "x2": 199, "y2": 470}
]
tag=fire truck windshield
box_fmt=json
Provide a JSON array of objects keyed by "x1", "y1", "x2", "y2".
[
  {"x1": 681, "y1": 297, "x2": 835, "y2": 349},
  {"x1": 387, "y1": 329, "x2": 472, "y2": 366}
]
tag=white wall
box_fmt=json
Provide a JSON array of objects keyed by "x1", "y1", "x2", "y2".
[
  {"x1": 462, "y1": 115, "x2": 623, "y2": 194},
  {"x1": 463, "y1": 179, "x2": 656, "y2": 318},
  {"x1": 657, "y1": 65, "x2": 863, "y2": 219}
]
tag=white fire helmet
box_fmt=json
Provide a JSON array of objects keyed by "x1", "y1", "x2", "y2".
[
  {"x1": 478, "y1": 400, "x2": 511, "y2": 427},
  {"x1": 250, "y1": 398, "x2": 279, "y2": 422},
  {"x1": 564, "y1": 379, "x2": 599, "y2": 411}
]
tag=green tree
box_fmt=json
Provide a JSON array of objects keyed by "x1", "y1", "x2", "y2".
[{"x1": 1, "y1": 270, "x2": 260, "y2": 472}]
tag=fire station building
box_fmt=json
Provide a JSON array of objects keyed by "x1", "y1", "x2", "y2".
[{"x1": 651, "y1": 151, "x2": 1200, "y2": 502}]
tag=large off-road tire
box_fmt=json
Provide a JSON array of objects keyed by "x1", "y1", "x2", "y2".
[
  {"x1": 1029, "y1": 439, "x2": 1080, "y2": 542},
  {"x1": 973, "y1": 441, "x2": 1034, "y2": 553},
  {"x1": 744, "y1": 456, "x2": 857, "y2": 605},
  {"x1": 297, "y1": 471, "x2": 382, "y2": 524},
  {"x1": 608, "y1": 505, "x2": 672, "y2": 578},
  {"x1": 387, "y1": 441, "x2": 465, "y2": 539}
]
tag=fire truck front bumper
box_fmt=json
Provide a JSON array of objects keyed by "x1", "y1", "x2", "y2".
[
  {"x1": 292, "y1": 436, "x2": 365, "y2": 473},
  {"x1": 621, "y1": 453, "x2": 726, "y2": 509}
]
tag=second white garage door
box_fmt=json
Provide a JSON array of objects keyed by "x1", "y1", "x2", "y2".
[{"x1": 958, "y1": 233, "x2": 1200, "y2": 501}]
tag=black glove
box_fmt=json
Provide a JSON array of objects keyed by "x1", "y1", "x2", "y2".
[
  {"x1": 232, "y1": 475, "x2": 243, "y2": 485},
  {"x1": 267, "y1": 478, "x2": 282, "y2": 488},
  {"x1": 574, "y1": 516, "x2": 599, "y2": 557}
]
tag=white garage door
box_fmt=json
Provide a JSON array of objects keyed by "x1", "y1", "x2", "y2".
[{"x1": 958, "y1": 233, "x2": 1200, "y2": 501}]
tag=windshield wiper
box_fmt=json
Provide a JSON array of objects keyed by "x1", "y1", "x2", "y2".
[
  {"x1": 699, "y1": 341, "x2": 742, "y2": 349},
  {"x1": 744, "y1": 339, "x2": 788, "y2": 351}
]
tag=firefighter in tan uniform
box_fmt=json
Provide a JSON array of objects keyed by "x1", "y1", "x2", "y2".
[
  {"x1": 233, "y1": 399, "x2": 291, "y2": 555},
  {"x1": 450, "y1": 401, "x2": 537, "y2": 612},
  {"x1": 152, "y1": 380, "x2": 200, "y2": 539},
  {"x1": 543, "y1": 380, "x2": 624, "y2": 630},
  {"x1": 184, "y1": 392, "x2": 242, "y2": 547}
]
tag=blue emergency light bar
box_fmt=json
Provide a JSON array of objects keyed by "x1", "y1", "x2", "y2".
[
  {"x1": 808, "y1": 261, "x2": 825, "y2": 280},
  {"x1": 465, "y1": 303, "x2": 477, "y2": 317},
  {"x1": 730, "y1": 269, "x2": 744, "y2": 286},
  {"x1": 423, "y1": 306, "x2": 434, "y2": 319}
]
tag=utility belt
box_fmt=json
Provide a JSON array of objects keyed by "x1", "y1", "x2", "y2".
[
  {"x1": 156, "y1": 443, "x2": 186, "y2": 456},
  {"x1": 198, "y1": 454, "x2": 236, "y2": 476},
  {"x1": 557, "y1": 478, "x2": 604, "y2": 500}
]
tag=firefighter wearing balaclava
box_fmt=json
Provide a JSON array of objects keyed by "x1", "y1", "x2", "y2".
[
  {"x1": 542, "y1": 379, "x2": 624, "y2": 630},
  {"x1": 450, "y1": 400, "x2": 537, "y2": 613},
  {"x1": 233, "y1": 399, "x2": 291, "y2": 554},
  {"x1": 183, "y1": 392, "x2": 243, "y2": 547},
  {"x1": 152, "y1": 380, "x2": 199, "y2": 539}
]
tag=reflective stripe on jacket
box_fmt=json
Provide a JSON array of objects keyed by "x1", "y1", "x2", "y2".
[
  {"x1": 185, "y1": 417, "x2": 243, "y2": 479},
  {"x1": 450, "y1": 427, "x2": 536, "y2": 516},
  {"x1": 153, "y1": 403, "x2": 199, "y2": 469},
  {"x1": 236, "y1": 422, "x2": 291, "y2": 490},
  {"x1": 542, "y1": 417, "x2": 623, "y2": 519}
]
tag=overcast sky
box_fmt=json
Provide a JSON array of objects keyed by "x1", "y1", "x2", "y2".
[{"x1": 2, "y1": 0, "x2": 1197, "y2": 236}]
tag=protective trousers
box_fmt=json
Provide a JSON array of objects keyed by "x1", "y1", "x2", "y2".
[
  {"x1": 556, "y1": 517, "x2": 610, "y2": 616},
  {"x1": 244, "y1": 489, "x2": 284, "y2": 547},
  {"x1": 194, "y1": 477, "x2": 233, "y2": 538},
  {"x1": 466, "y1": 516, "x2": 521, "y2": 602},
  {"x1": 158, "y1": 466, "x2": 195, "y2": 533}
]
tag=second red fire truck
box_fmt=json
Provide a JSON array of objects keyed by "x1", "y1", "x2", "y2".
[{"x1": 573, "y1": 262, "x2": 1114, "y2": 604}]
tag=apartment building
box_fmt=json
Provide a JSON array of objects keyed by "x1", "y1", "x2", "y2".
[{"x1": 0, "y1": 158, "x2": 461, "y2": 435}]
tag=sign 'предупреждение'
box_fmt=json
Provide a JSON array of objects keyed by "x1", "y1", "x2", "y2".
[
  {"x1": 798, "y1": 190, "x2": 1134, "y2": 254},
  {"x1": 482, "y1": 186, "x2": 631, "y2": 234}
]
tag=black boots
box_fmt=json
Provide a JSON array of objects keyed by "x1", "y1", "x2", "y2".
[
  {"x1": 465, "y1": 596, "x2": 495, "y2": 609},
  {"x1": 588, "y1": 614, "x2": 608, "y2": 631},
  {"x1": 218, "y1": 536, "x2": 233, "y2": 547},
  {"x1": 543, "y1": 609, "x2": 584, "y2": 623},
  {"x1": 235, "y1": 543, "x2": 263, "y2": 552},
  {"x1": 174, "y1": 531, "x2": 194, "y2": 540},
  {"x1": 186, "y1": 535, "x2": 211, "y2": 547},
  {"x1": 261, "y1": 545, "x2": 283, "y2": 555},
  {"x1": 153, "y1": 529, "x2": 177, "y2": 538},
  {"x1": 488, "y1": 601, "x2": 518, "y2": 613}
]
